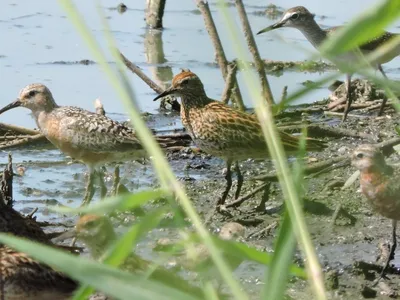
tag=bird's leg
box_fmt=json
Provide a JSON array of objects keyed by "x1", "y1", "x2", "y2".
[
  {"x1": 255, "y1": 181, "x2": 271, "y2": 212},
  {"x1": 342, "y1": 74, "x2": 353, "y2": 122},
  {"x1": 111, "y1": 165, "x2": 121, "y2": 196},
  {"x1": 217, "y1": 159, "x2": 233, "y2": 208},
  {"x1": 81, "y1": 167, "x2": 96, "y2": 207},
  {"x1": 234, "y1": 161, "x2": 243, "y2": 199},
  {"x1": 378, "y1": 65, "x2": 389, "y2": 116},
  {"x1": 373, "y1": 220, "x2": 397, "y2": 286},
  {"x1": 97, "y1": 167, "x2": 107, "y2": 200}
]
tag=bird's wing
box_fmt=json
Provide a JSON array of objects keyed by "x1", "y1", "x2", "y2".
[
  {"x1": 57, "y1": 107, "x2": 144, "y2": 153},
  {"x1": 359, "y1": 32, "x2": 398, "y2": 52},
  {"x1": 201, "y1": 103, "x2": 306, "y2": 154},
  {"x1": 326, "y1": 27, "x2": 398, "y2": 52},
  {"x1": 4, "y1": 247, "x2": 77, "y2": 295}
]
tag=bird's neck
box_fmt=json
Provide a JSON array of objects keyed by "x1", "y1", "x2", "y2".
[
  {"x1": 31, "y1": 100, "x2": 59, "y2": 121},
  {"x1": 180, "y1": 92, "x2": 213, "y2": 111},
  {"x1": 297, "y1": 20, "x2": 328, "y2": 48}
]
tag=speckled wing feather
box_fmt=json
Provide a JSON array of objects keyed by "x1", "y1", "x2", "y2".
[
  {"x1": 326, "y1": 27, "x2": 398, "y2": 52},
  {"x1": 192, "y1": 102, "x2": 322, "y2": 159},
  {"x1": 54, "y1": 107, "x2": 143, "y2": 153},
  {"x1": 358, "y1": 32, "x2": 398, "y2": 52},
  {"x1": 2, "y1": 246, "x2": 77, "y2": 297}
]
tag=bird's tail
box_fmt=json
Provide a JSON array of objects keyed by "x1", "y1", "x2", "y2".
[
  {"x1": 279, "y1": 131, "x2": 327, "y2": 153},
  {"x1": 154, "y1": 133, "x2": 192, "y2": 149}
]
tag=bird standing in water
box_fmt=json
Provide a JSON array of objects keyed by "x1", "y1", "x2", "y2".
[
  {"x1": 154, "y1": 70, "x2": 326, "y2": 211},
  {"x1": 257, "y1": 6, "x2": 400, "y2": 121},
  {"x1": 0, "y1": 84, "x2": 190, "y2": 206}
]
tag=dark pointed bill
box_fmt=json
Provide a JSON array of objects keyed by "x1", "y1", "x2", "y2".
[
  {"x1": 0, "y1": 99, "x2": 22, "y2": 115},
  {"x1": 153, "y1": 88, "x2": 174, "y2": 101},
  {"x1": 257, "y1": 22, "x2": 285, "y2": 35}
]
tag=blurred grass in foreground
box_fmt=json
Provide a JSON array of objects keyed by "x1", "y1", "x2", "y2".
[{"x1": 0, "y1": 0, "x2": 399, "y2": 299}]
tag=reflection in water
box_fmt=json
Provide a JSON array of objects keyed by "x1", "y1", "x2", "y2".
[{"x1": 144, "y1": 29, "x2": 173, "y2": 89}]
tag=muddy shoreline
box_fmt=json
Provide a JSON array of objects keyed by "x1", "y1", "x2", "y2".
[{"x1": 2, "y1": 84, "x2": 400, "y2": 299}]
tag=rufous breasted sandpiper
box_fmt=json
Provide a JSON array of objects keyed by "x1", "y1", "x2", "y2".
[
  {"x1": 154, "y1": 70, "x2": 326, "y2": 210},
  {"x1": 352, "y1": 144, "x2": 400, "y2": 283},
  {"x1": 0, "y1": 84, "x2": 190, "y2": 206},
  {"x1": 257, "y1": 6, "x2": 400, "y2": 121}
]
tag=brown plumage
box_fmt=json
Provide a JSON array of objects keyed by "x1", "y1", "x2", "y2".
[
  {"x1": 0, "y1": 84, "x2": 186, "y2": 166},
  {"x1": 0, "y1": 246, "x2": 77, "y2": 300},
  {"x1": 352, "y1": 145, "x2": 400, "y2": 220},
  {"x1": 154, "y1": 70, "x2": 326, "y2": 208},
  {"x1": 0, "y1": 84, "x2": 190, "y2": 205},
  {"x1": 257, "y1": 6, "x2": 400, "y2": 121},
  {"x1": 352, "y1": 144, "x2": 400, "y2": 283},
  {"x1": 0, "y1": 184, "x2": 77, "y2": 299}
]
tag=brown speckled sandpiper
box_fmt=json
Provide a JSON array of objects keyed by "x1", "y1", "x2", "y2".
[
  {"x1": 0, "y1": 84, "x2": 189, "y2": 206},
  {"x1": 154, "y1": 70, "x2": 326, "y2": 210},
  {"x1": 257, "y1": 6, "x2": 400, "y2": 121}
]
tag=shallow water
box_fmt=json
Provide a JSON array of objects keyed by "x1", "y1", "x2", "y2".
[{"x1": 2, "y1": 0, "x2": 400, "y2": 128}]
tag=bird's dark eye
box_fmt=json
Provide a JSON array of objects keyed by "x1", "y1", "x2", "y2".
[
  {"x1": 356, "y1": 153, "x2": 364, "y2": 159},
  {"x1": 28, "y1": 90, "x2": 37, "y2": 97},
  {"x1": 291, "y1": 13, "x2": 299, "y2": 20},
  {"x1": 181, "y1": 79, "x2": 189, "y2": 85}
]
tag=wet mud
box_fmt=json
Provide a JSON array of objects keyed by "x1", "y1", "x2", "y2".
[{"x1": 2, "y1": 80, "x2": 400, "y2": 299}]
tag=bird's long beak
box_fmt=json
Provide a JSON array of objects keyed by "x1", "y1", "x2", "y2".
[
  {"x1": 257, "y1": 20, "x2": 285, "y2": 35},
  {"x1": 153, "y1": 87, "x2": 177, "y2": 101},
  {"x1": 0, "y1": 99, "x2": 22, "y2": 114}
]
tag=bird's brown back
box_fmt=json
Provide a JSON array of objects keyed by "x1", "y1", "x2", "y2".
[
  {"x1": 0, "y1": 246, "x2": 77, "y2": 300},
  {"x1": 38, "y1": 106, "x2": 190, "y2": 165},
  {"x1": 181, "y1": 100, "x2": 325, "y2": 160}
]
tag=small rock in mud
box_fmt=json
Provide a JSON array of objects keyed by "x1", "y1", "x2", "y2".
[
  {"x1": 178, "y1": 176, "x2": 196, "y2": 182},
  {"x1": 20, "y1": 187, "x2": 43, "y2": 197},
  {"x1": 154, "y1": 237, "x2": 175, "y2": 252},
  {"x1": 218, "y1": 222, "x2": 245, "y2": 241},
  {"x1": 324, "y1": 269, "x2": 339, "y2": 290},
  {"x1": 16, "y1": 166, "x2": 26, "y2": 176},
  {"x1": 360, "y1": 284, "x2": 377, "y2": 298},
  {"x1": 117, "y1": 3, "x2": 127, "y2": 14},
  {"x1": 185, "y1": 162, "x2": 211, "y2": 170}
]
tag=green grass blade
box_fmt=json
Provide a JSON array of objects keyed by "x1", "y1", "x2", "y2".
[
  {"x1": 183, "y1": 234, "x2": 306, "y2": 278},
  {"x1": 263, "y1": 212, "x2": 296, "y2": 299},
  {"x1": 217, "y1": 0, "x2": 326, "y2": 298},
  {"x1": 263, "y1": 127, "x2": 308, "y2": 299},
  {"x1": 320, "y1": 0, "x2": 400, "y2": 55},
  {"x1": 0, "y1": 234, "x2": 201, "y2": 300},
  {"x1": 51, "y1": 189, "x2": 166, "y2": 214},
  {"x1": 57, "y1": 1, "x2": 249, "y2": 298},
  {"x1": 73, "y1": 208, "x2": 166, "y2": 299}
]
